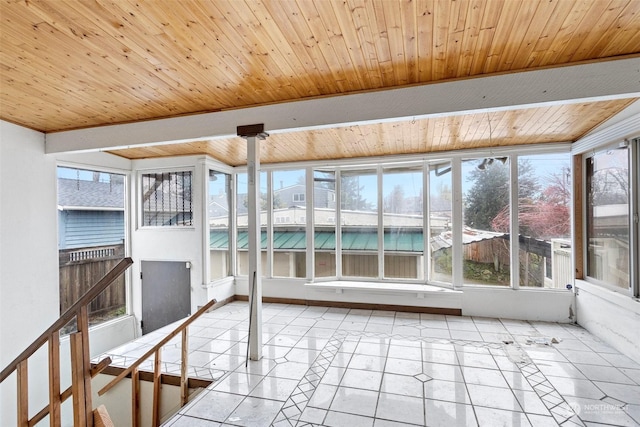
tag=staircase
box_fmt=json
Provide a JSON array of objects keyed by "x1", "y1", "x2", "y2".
[{"x1": 0, "y1": 257, "x2": 218, "y2": 427}]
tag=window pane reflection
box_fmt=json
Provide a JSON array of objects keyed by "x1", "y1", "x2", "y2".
[{"x1": 586, "y1": 148, "x2": 630, "y2": 289}]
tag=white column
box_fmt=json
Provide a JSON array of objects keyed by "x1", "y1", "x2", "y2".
[{"x1": 238, "y1": 124, "x2": 267, "y2": 361}]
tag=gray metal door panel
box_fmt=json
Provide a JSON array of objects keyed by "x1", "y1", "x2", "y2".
[{"x1": 141, "y1": 260, "x2": 191, "y2": 335}]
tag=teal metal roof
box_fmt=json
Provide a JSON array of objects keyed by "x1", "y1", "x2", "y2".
[{"x1": 210, "y1": 230, "x2": 424, "y2": 252}]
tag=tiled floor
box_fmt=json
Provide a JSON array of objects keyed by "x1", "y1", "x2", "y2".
[{"x1": 98, "y1": 301, "x2": 640, "y2": 426}]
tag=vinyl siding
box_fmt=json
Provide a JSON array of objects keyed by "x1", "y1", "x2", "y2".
[{"x1": 59, "y1": 210, "x2": 124, "y2": 249}]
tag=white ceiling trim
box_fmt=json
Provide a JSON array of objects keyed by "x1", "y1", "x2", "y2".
[
  {"x1": 572, "y1": 111, "x2": 640, "y2": 155},
  {"x1": 46, "y1": 57, "x2": 640, "y2": 155}
]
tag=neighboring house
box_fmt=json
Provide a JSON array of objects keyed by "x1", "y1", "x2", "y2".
[
  {"x1": 57, "y1": 177, "x2": 125, "y2": 250},
  {"x1": 209, "y1": 193, "x2": 230, "y2": 219},
  {"x1": 236, "y1": 183, "x2": 336, "y2": 215}
]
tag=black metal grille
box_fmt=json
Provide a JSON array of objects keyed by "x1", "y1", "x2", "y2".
[{"x1": 142, "y1": 171, "x2": 193, "y2": 226}]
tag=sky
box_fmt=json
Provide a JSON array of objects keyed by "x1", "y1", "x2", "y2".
[{"x1": 61, "y1": 152, "x2": 572, "y2": 203}]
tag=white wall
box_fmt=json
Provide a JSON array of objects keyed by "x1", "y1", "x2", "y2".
[
  {"x1": 575, "y1": 280, "x2": 640, "y2": 360},
  {"x1": 0, "y1": 120, "x2": 59, "y2": 426},
  {"x1": 130, "y1": 157, "x2": 210, "y2": 333},
  {"x1": 461, "y1": 287, "x2": 576, "y2": 322},
  {"x1": 92, "y1": 374, "x2": 201, "y2": 427},
  {"x1": 235, "y1": 278, "x2": 575, "y2": 322}
]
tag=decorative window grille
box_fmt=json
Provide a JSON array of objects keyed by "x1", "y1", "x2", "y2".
[{"x1": 142, "y1": 171, "x2": 193, "y2": 226}]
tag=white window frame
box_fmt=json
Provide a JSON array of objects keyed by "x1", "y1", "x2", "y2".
[
  {"x1": 138, "y1": 168, "x2": 195, "y2": 229},
  {"x1": 234, "y1": 142, "x2": 574, "y2": 290},
  {"x1": 582, "y1": 141, "x2": 636, "y2": 296}
]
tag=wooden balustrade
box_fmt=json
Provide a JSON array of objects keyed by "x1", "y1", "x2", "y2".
[
  {"x1": 1, "y1": 256, "x2": 216, "y2": 427},
  {"x1": 98, "y1": 297, "x2": 218, "y2": 427},
  {"x1": 0, "y1": 257, "x2": 133, "y2": 427}
]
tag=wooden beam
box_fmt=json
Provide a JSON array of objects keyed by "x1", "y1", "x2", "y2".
[
  {"x1": 48, "y1": 332, "x2": 61, "y2": 427},
  {"x1": 46, "y1": 57, "x2": 640, "y2": 154},
  {"x1": 70, "y1": 332, "x2": 87, "y2": 427},
  {"x1": 30, "y1": 357, "x2": 112, "y2": 426},
  {"x1": 90, "y1": 357, "x2": 112, "y2": 377},
  {"x1": 152, "y1": 349, "x2": 162, "y2": 427},
  {"x1": 78, "y1": 306, "x2": 93, "y2": 427},
  {"x1": 17, "y1": 360, "x2": 28, "y2": 427},
  {"x1": 92, "y1": 405, "x2": 114, "y2": 427},
  {"x1": 131, "y1": 368, "x2": 140, "y2": 427},
  {"x1": 96, "y1": 365, "x2": 212, "y2": 389},
  {"x1": 180, "y1": 329, "x2": 189, "y2": 406}
]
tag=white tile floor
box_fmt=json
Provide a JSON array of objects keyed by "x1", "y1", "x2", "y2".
[{"x1": 98, "y1": 301, "x2": 640, "y2": 426}]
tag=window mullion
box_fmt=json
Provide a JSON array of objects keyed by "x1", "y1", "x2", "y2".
[
  {"x1": 631, "y1": 139, "x2": 639, "y2": 298},
  {"x1": 336, "y1": 169, "x2": 342, "y2": 280},
  {"x1": 306, "y1": 166, "x2": 314, "y2": 282},
  {"x1": 511, "y1": 156, "x2": 520, "y2": 289},
  {"x1": 378, "y1": 166, "x2": 384, "y2": 280},
  {"x1": 266, "y1": 171, "x2": 273, "y2": 278},
  {"x1": 452, "y1": 158, "x2": 463, "y2": 289},
  {"x1": 423, "y1": 161, "x2": 430, "y2": 284}
]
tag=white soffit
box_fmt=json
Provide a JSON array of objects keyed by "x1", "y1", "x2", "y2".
[{"x1": 46, "y1": 57, "x2": 640, "y2": 154}]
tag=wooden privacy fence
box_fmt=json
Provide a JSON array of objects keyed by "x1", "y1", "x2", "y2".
[{"x1": 59, "y1": 244, "x2": 125, "y2": 319}]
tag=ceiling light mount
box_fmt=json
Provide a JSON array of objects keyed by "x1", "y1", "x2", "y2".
[{"x1": 237, "y1": 123, "x2": 269, "y2": 140}]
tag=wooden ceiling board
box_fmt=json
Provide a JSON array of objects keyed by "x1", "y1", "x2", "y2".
[
  {"x1": 107, "y1": 98, "x2": 636, "y2": 165},
  {"x1": 2, "y1": 0, "x2": 639, "y2": 134}
]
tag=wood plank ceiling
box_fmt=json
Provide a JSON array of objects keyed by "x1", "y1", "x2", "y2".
[{"x1": 1, "y1": 0, "x2": 639, "y2": 164}]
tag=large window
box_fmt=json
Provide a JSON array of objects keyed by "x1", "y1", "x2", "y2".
[
  {"x1": 236, "y1": 171, "x2": 267, "y2": 276},
  {"x1": 383, "y1": 166, "x2": 424, "y2": 279},
  {"x1": 314, "y1": 170, "x2": 337, "y2": 277},
  {"x1": 57, "y1": 166, "x2": 126, "y2": 329},
  {"x1": 231, "y1": 147, "x2": 586, "y2": 290},
  {"x1": 429, "y1": 162, "x2": 452, "y2": 284},
  {"x1": 586, "y1": 146, "x2": 631, "y2": 291},
  {"x1": 517, "y1": 154, "x2": 572, "y2": 288},
  {"x1": 272, "y1": 169, "x2": 307, "y2": 278},
  {"x1": 209, "y1": 170, "x2": 231, "y2": 281},
  {"x1": 341, "y1": 169, "x2": 378, "y2": 278},
  {"x1": 462, "y1": 157, "x2": 511, "y2": 286}
]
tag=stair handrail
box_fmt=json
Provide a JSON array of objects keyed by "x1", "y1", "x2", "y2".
[
  {"x1": 1, "y1": 257, "x2": 133, "y2": 427},
  {"x1": 0, "y1": 257, "x2": 133, "y2": 382},
  {"x1": 98, "y1": 297, "x2": 218, "y2": 427}
]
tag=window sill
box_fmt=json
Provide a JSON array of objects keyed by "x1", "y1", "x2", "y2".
[
  {"x1": 305, "y1": 280, "x2": 461, "y2": 297},
  {"x1": 575, "y1": 279, "x2": 640, "y2": 313}
]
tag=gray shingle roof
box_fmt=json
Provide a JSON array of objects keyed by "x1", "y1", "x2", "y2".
[{"x1": 58, "y1": 178, "x2": 124, "y2": 209}]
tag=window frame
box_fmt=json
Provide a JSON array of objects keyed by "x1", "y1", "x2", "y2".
[
  {"x1": 583, "y1": 142, "x2": 636, "y2": 296},
  {"x1": 233, "y1": 143, "x2": 575, "y2": 291},
  {"x1": 138, "y1": 168, "x2": 195, "y2": 229},
  {"x1": 56, "y1": 163, "x2": 131, "y2": 326},
  {"x1": 207, "y1": 168, "x2": 233, "y2": 282}
]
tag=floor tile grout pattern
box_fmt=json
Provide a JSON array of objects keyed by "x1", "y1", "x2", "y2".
[{"x1": 97, "y1": 301, "x2": 640, "y2": 427}]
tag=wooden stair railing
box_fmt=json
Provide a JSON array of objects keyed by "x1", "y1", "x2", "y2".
[
  {"x1": 98, "y1": 297, "x2": 218, "y2": 427},
  {"x1": 0, "y1": 257, "x2": 133, "y2": 427}
]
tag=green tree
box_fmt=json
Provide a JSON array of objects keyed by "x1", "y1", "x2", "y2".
[
  {"x1": 384, "y1": 184, "x2": 405, "y2": 213},
  {"x1": 464, "y1": 160, "x2": 509, "y2": 230},
  {"x1": 341, "y1": 174, "x2": 375, "y2": 211},
  {"x1": 464, "y1": 159, "x2": 538, "y2": 231}
]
